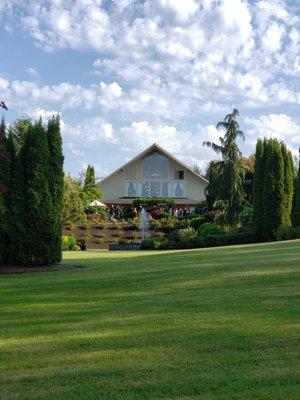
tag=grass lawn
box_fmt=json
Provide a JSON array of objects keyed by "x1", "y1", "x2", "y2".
[{"x1": 0, "y1": 241, "x2": 299, "y2": 400}]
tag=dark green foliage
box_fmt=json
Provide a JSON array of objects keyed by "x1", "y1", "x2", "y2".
[
  {"x1": 201, "y1": 230, "x2": 258, "y2": 247},
  {"x1": 189, "y1": 217, "x2": 205, "y2": 230},
  {"x1": 204, "y1": 160, "x2": 222, "y2": 201},
  {"x1": 21, "y1": 121, "x2": 54, "y2": 265},
  {"x1": 214, "y1": 211, "x2": 227, "y2": 225},
  {"x1": 0, "y1": 119, "x2": 12, "y2": 263},
  {"x1": 6, "y1": 133, "x2": 27, "y2": 265},
  {"x1": 83, "y1": 164, "x2": 101, "y2": 205},
  {"x1": 194, "y1": 201, "x2": 206, "y2": 215},
  {"x1": 2, "y1": 116, "x2": 65, "y2": 266},
  {"x1": 253, "y1": 139, "x2": 294, "y2": 241},
  {"x1": 262, "y1": 139, "x2": 285, "y2": 240},
  {"x1": 8, "y1": 118, "x2": 31, "y2": 152},
  {"x1": 281, "y1": 143, "x2": 294, "y2": 226},
  {"x1": 203, "y1": 108, "x2": 245, "y2": 224},
  {"x1": 197, "y1": 222, "x2": 224, "y2": 238},
  {"x1": 155, "y1": 212, "x2": 171, "y2": 220},
  {"x1": 277, "y1": 225, "x2": 300, "y2": 241},
  {"x1": 241, "y1": 155, "x2": 255, "y2": 203},
  {"x1": 148, "y1": 229, "x2": 258, "y2": 250},
  {"x1": 237, "y1": 206, "x2": 254, "y2": 227},
  {"x1": 47, "y1": 116, "x2": 64, "y2": 263},
  {"x1": 293, "y1": 162, "x2": 300, "y2": 226},
  {"x1": 140, "y1": 238, "x2": 156, "y2": 250},
  {"x1": 253, "y1": 139, "x2": 265, "y2": 236}
]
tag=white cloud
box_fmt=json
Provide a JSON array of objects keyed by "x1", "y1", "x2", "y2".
[
  {"x1": 25, "y1": 107, "x2": 60, "y2": 121},
  {"x1": 245, "y1": 113, "x2": 300, "y2": 155},
  {"x1": 2, "y1": 0, "x2": 298, "y2": 115},
  {"x1": 156, "y1": 0, "x2": 199, "y2": 22},
  {"x1": 1, "y1": 0, "x2": 300, "y2": 176},
  {"x1": 62, "y1": 117, "x2": 117, "y2": 143},
  {"x1": 26, "y1": 67, "x2": 39, "y2": 78},
  {"x1": 262, "y1": 22, "x2": 285, "y2": 51},
  {"x1": 0, "y1": 77, "x2": 9, "y2": 90}
]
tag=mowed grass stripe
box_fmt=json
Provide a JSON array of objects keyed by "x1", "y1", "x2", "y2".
[{"x1": 0, "y1": 240, "x2": 299, "y2": 399}]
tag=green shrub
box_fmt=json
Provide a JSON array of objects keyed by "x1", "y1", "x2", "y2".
[
  {"x1": 237, "y1": 206, "x2": 254, "y2": 227},
  {"x1": 214, "y1": 212, "x2": 227, "y2": 226},
  {"x1": 213, "y1": 200, "x2": 227, "y2": 212},
  {"x1": 156, "y1": 212, "x2": 171, "y2": 220},
  {"x1": 61, "y1": 235, "x2": 77, "y2": 251},
  {"x1": 167, "y1": 230, "x2": 181, "y2": 243},
  {"x1": 150, "y1": 218, "x2": 177, "y2": 231},
  {"x1": 276, "y1": 225, "x2": 300, "y2": 241},
  {"x1": 194, "y1": 201, "x2": 206, "y2": 215},
  {"x1": 118, "y1": 239, "x2": 129, "y2": 245},
  {"x1": 197, "y1": 223, "x2": 224, "y2": 238},
  {"x1": 190, "y1": 217, "x2": 205, "y2": 230},
  {"x1": 178, "y1": 227, "x2": 196, "y2": 241},
  {"x1": 140, "y1": 239, "x2": 155, "y2": 250},
  {"x1": 157, "y1": 240, "x2": 175, "y2": 250},
  {"x1": 203, "y1": 211, "x2": 215, "y2": 222},
  {"x1": 200, "y1": 231, "x2": 257, "y2": 247}
]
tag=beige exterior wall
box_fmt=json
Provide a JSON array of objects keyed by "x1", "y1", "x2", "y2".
[{"x1": 100, "y1": 151, "x2": 207, "y2": 205}]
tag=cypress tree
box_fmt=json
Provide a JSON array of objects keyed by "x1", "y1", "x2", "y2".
[
  {"x1": 83, "y1": 164, "x2": 101, "y2": 204},
  {"x1": 22, "y1": 121, "x2": 54, "y2": 265},
  {"x1": 0, "y1": 119, "x2": 10, "y2": 263},
  {"x1": 7, "y1": 129, "x2": 28, "y2": 265},
  {"x1": 47, "y1": 116, "x2": 64, "y2": 263},
  {"x1": 253, "y1": 139, "x2": 265, "y2": 238},
  {"x1": 293, "y1": 151, "x2": 300, "y2": 226},
  {"x1": 262, "y1": 139, "x2": 285, "y2": 240},
  {"x1": 281, "y1": 143, "x2": 294, "y2": 226}
]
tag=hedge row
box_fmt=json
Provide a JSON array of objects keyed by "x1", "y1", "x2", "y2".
[{"x1": 140, "y1": 231, "x2": 259, "y2": 250}]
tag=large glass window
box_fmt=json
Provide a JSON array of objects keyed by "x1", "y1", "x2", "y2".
[
  {"x1": 141, "y1": 181, "x2": 150, "y2": 196},
  {"x1": 126, "y1": 182, "x2": 137, "y2": 197},
  {"x1": 142, "y1": 152, "x2": 168, "y2": 179},
  {"x1": 175, "y1": 182, "x2": 184, "y2": 197},
  {"x1": 150, "y1": 182, "x2": 161, "y2": 197},
  {"x1": 125, "y1": 181, "x2": 184, "y2": 197}
]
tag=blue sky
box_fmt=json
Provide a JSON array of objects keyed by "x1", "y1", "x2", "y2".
[{"x1": 0, "y1": 0, "x2": 299, "y2": 178}]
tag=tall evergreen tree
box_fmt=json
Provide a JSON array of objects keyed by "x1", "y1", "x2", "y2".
[
  {"x1": 47, "y1": 116, "x2": 64, "y2": 263},
  {"x1": 0, "y1": 119, "x2": 11, "y2": 263},
  {"x1": 294, "y1": 155, "x2": 300, "y2": 227},
  {"x1": 281, "y1": 143, "x2": 294, "y2": 226},
  {"x1": 83, "y1": 164, "x2": 101, "y2": 204},
  {"x1": 262, "y1": 139, "x2": 285, "y2": 240},
  {"x1": 203, "y1": 108, "x2": 245, "y2": 223},
  {"x1": 9, "y1": 118, "x2": 31, "y2": 152},
  {"x1": 253, "y1": 139, "x2": 265, "y2": 237},
  {"x1": 22, "y1": 121, "x2": 54, "y2": 265},
  {"x1": 7, "y1": 129, "x2": 28, "y2": 265}
]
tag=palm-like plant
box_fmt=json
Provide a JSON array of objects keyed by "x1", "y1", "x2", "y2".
[{"x1": 203, "y1": 108, "x2": 245, "y2": 223}]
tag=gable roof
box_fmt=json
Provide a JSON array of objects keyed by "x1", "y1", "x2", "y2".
[{"x1": 100, "y1": 143, "x2": 208, "y2": 184}]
